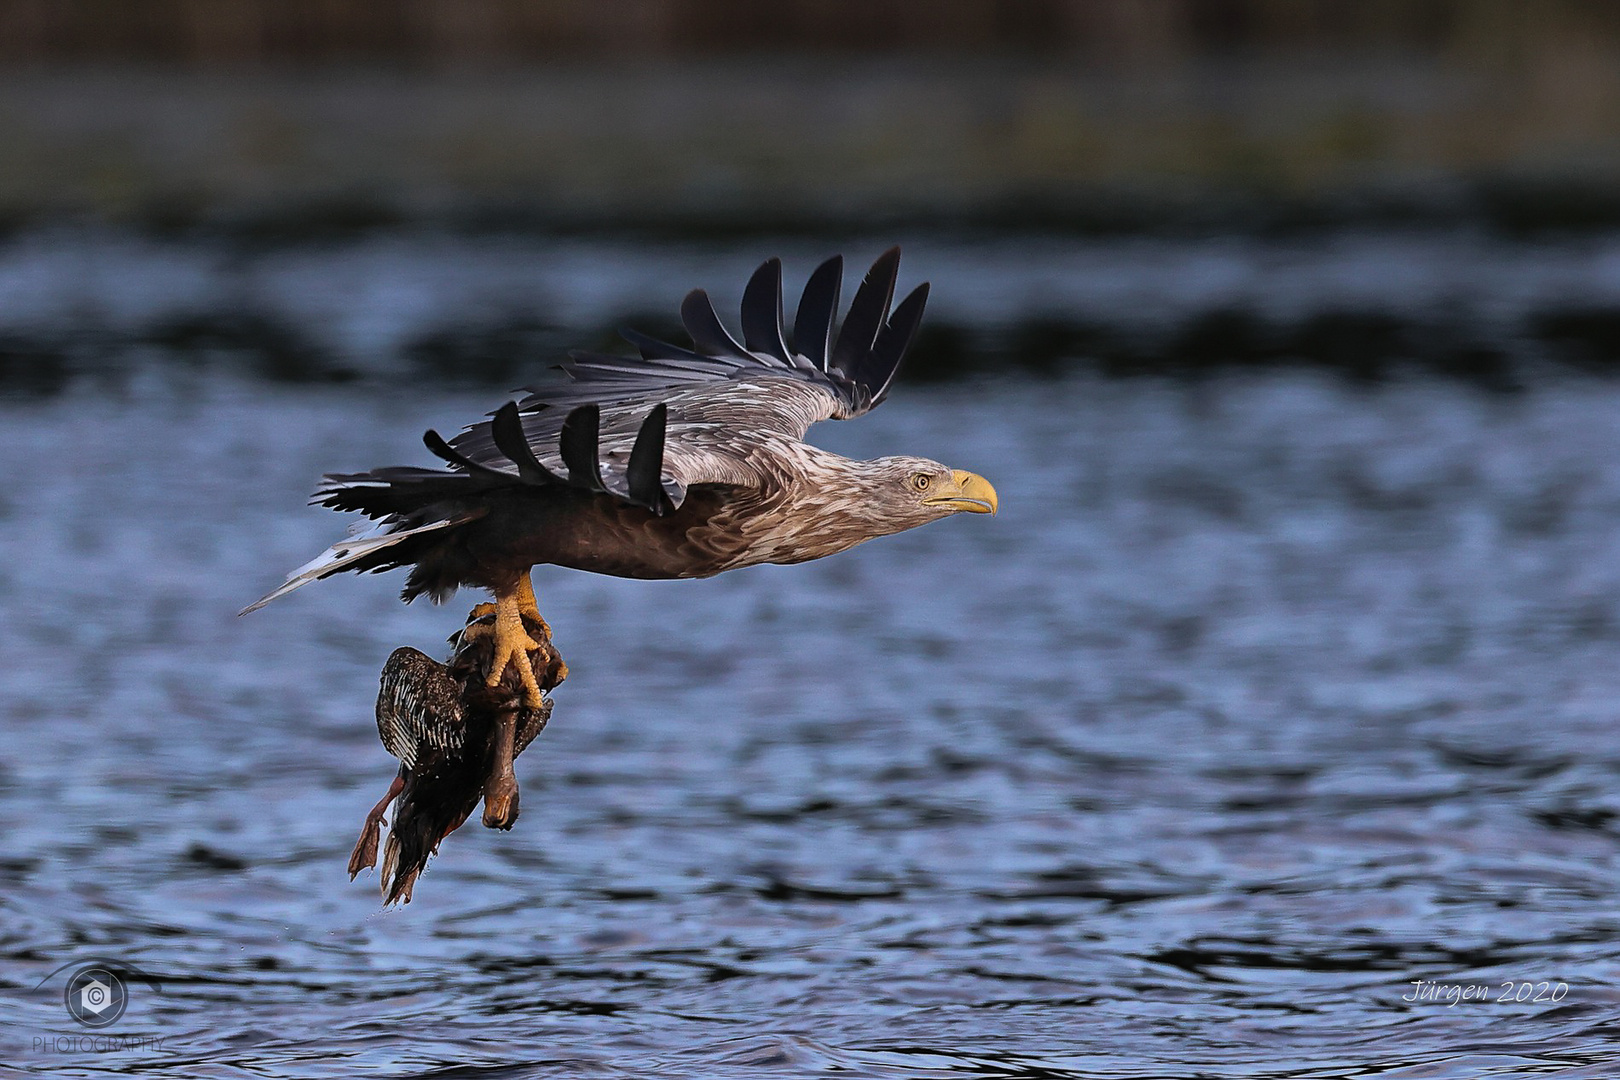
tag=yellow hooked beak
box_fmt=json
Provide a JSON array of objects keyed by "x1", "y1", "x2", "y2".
[{"x1": 926, "y1": 470, "x2": 999, "y2": 515}]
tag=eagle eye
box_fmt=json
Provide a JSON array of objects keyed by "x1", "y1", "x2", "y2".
[{"x1": 910, "y1": 473, "x2": 932, "y2": 492}]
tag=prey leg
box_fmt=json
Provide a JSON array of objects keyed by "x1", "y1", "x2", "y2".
[
  {"x1": 482, "y1": 706, "x2": 521, "y2": 829},
  {"x1": 348, "y1": 771, "x2": 405, "y2": 879}
]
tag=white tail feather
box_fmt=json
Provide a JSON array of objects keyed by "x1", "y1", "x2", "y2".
[{"x1": 240, "y1": 516, "x2": 469, "y2": 615}]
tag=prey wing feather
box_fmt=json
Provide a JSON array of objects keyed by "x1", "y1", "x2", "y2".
[{"x1": 377, "y1": 647, "x2": 466, "y2": 770}]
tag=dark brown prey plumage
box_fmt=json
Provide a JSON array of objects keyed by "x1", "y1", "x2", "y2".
[
  {"x1": 243, "y1": 249, "x2": 997, "y2": 706},
  {"x1": 349, "y1": 606, "x2": 566, "y2": 905}
]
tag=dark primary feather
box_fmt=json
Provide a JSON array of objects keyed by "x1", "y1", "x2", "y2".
[
  {"x1": 423, "y1": 429, "x2": 517, "y2": 482},
  {"x1": 491, "y1": 401, "x2": 564, "y2": 486},
  {"x1": 860, "y1": 282, "x2": 930, "y2": 405},
  {"x1": 830, "y1": 246, "x2": 900, "y2": 385},
  {"x1": 559, "y1": 403, "x2": 606, "y2": 491},
  {"x1": 793, "y1": 254, "x2": 843, "y2": 370},
  {"x1": 618, "y1": 327, "x2": 729, "y2": 369},
  {"x1": 681, "y1": 289, "x2": 752, "y2": 360},
  {"x1": 741, "y1": 257, "x2": 792, "y2": 363},
  {"x1": 626, "y1": 403, "x2": 669, "y2": 513}
]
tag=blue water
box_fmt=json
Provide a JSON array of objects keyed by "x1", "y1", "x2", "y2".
[
  {"x1": 2, "y1": 233, "x2": 1620, "y2": 1076},
  {"x1": 5, "y1": 228, "x2": 1620, "y2": 385}
]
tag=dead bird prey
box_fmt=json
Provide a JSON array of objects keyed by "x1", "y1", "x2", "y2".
[
  {"x1": 350, "y1": 606, "x2": 567, "y2": 904},
  {"x1": 244, "y1": 248, "x2": 998, "y2": 705}
]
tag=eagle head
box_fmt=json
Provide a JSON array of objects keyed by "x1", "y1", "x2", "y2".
[{"x1": 838, "y1": 455, "x2": 999, "y2": 536}]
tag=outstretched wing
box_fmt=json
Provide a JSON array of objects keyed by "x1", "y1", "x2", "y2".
[
  {"x1": 443, "y1": 248, "x2": 930, "y2": 508},
  {"x1": 247, "y1": 250, "x2": 930, "y2": 613}
]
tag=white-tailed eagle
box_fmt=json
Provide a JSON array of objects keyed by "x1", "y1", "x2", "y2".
[{"x1": 244, "y1": 248, "x2": 998, "y2": 705}]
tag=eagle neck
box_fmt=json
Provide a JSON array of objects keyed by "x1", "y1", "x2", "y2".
[{"x1": 728, "y1": 443, "x2": 915, "y2": 567}]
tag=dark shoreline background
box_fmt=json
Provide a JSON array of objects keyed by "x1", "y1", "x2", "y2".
[{"x1": 2, "y1": 1, "x2": 1620, "y2": 239}]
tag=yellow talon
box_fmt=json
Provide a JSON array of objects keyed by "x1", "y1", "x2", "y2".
[
  {"x1": 487, "y1": 602, "x2": 544, "y2": 708},
  {"x1": 458, "y1": 581, "x2": 546, "y2": 709}
]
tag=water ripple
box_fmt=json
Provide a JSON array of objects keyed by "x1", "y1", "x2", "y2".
[{"x1": 4, "y1": 372, "x2": 1620, "y2": 1075}]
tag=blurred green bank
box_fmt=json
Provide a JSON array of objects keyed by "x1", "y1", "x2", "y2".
[{"x1": 1, "y1": 0, "x2": 1619, "y2": 234}]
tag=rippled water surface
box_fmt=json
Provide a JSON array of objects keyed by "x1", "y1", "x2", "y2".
[{"x1": 6, "y1": 368, "x2": 1620, "y2": 1076}]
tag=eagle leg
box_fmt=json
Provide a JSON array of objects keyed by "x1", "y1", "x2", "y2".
[
  {"x1": 512, "y1": 574, "x2": 548, "y2": 631},
  {"x1": 458, "y1": 575, "x2": 546, "y2": 709},
  {"x1": 348, "y1": 770, "x2": 405, "y2": 879}
]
